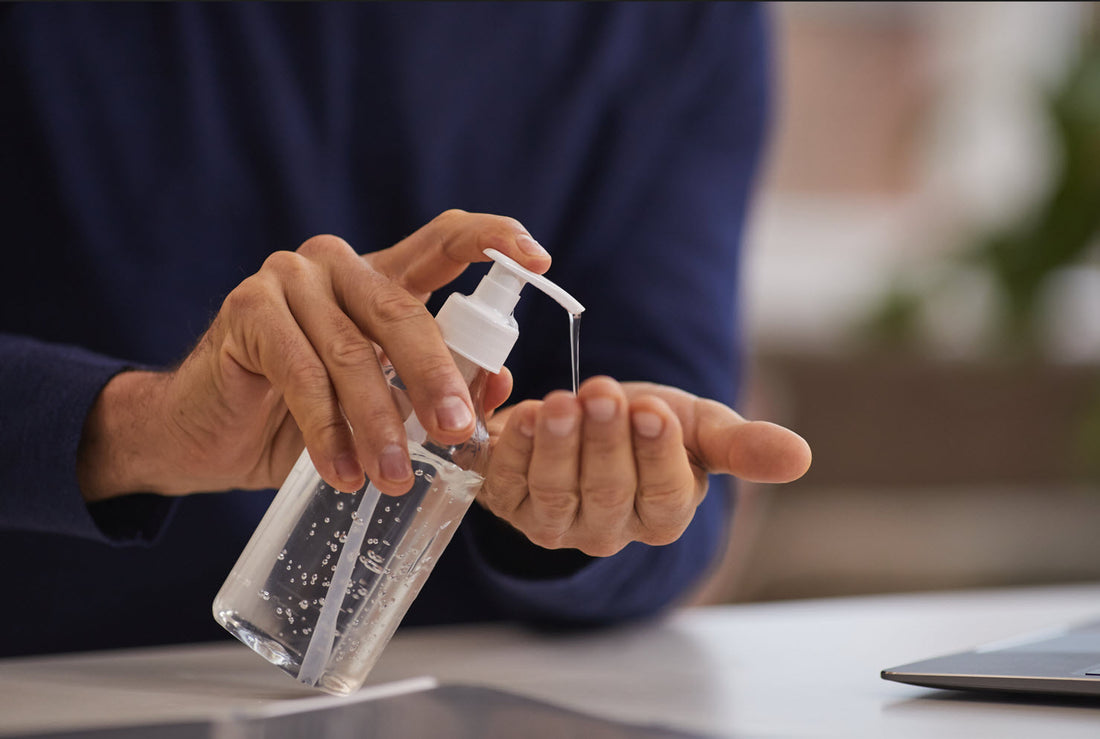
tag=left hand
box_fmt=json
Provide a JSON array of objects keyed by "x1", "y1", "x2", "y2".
[{"x1": 479, "y1": 376, "x2": 812, "y2": 557}]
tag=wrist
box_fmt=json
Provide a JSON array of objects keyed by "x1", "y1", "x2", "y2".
[
  {"x1": 77, "y1": 369, "x2": 175, "y2": 503},
  {"x1": 467, "y1": 503, "x2": 594, "y2": 580}
]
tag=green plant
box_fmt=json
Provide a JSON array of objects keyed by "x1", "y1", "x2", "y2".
[{"x1": 865, "y1": 29, "x2": 1100, "y2": 356}]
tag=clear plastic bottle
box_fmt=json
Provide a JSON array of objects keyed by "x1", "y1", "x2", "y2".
[
  {"x1": 213, "y1": 248, "x2": 583, "y2": 696},
  {"x1": 213, "y1": 356, "x2": 489, "y2": 696}
]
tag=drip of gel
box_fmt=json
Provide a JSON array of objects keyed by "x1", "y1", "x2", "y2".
[{"x1": 569, "y1": 312, "x2": 581, "y2": 394}]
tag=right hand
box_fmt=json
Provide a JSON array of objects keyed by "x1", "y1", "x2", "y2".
[{"x1": 77, "y1": 210, "x2": 550, "y2": 502}]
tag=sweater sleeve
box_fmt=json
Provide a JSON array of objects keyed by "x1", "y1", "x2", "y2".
[
  {"x1": 444, "y1": 3, "x2": 771, "y2": 625},
  {"x1": 0, "y1": 334, "x2": 173, "y2": 543}
]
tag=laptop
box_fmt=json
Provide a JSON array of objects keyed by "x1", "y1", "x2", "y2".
[{"x1": 882, "y1": 618, "x2": 1100, "y2": 696}]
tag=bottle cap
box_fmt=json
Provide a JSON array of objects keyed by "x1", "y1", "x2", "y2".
[{"x1": 435, "y1": 248, "x2": 585, "y2": 372}]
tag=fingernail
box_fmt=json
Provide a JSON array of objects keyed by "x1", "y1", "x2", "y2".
[
  {"x1": 583, "y1": 396, "x2": 616, "y2": 423},
  {"x1": 516, "y1": 233, "x2": 549, "y2": 258},
  {"x1": 545, "y1": 413, "x2": 577, "y2": 437},
  {"x1": 632, "y1": 411, "x2": 663, "y2": 439},
  {"x1": 334, "y1": 453, "x2": 362, "y2": 484},
  {"x1": 518, "y1": 414, "x2": 536, "y2": 438},
  {"x1": 380, "y1": 444, "x2": 411, "y2": 482},
  {"x1": 437, "y1": 395, "x2": 474, "y2": 431}
]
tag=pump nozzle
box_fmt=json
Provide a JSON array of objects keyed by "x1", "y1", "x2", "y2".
[
  {"x1": 434, "y1": 248, "x2": 585, "y2": 373},
  {"x1": 479, "y1": 249, "x2": 585, "y2": 316}
]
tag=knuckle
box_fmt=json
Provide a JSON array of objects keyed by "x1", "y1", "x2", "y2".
[
  {"x1": 633, "y1": 439, "x2": 671, "y2": 465},
  {"x1": 582, "y1": 538, "x2": 626, "y2": 558},
  {"x1": 434, "y1": 208, "x2": 469, "y2": 226},
  {"x1": 221, "y1": 277, "x2": 266, "y2": 316},
  {"x1": 410, "y1": 352, "x2": 459, "y2": 387},
  {"x1": 297, "y1": 234, "x2": 350, "y2": 260},
  {"x1": 261, "y1": 249, "x2": 309, "y2": 279},
  {"x1": 312, "y1": 413, "x2": 349, "y2": 439},
  {"x1": 641, "y1": 518, "x2": 690, "y2": 548},
  {"x1": 366, "y1": 285, "x2": 427, "y2": 329},
  {"x1": 481, "y1": 476, "x2": 523, "y2": 515},
  {"x1": 528, "y1": 483, "x2": 578, "y2": 518},
  {"x1": 485, "y1": 467, "x2": 529, "y2": 502},
  {"x1": 351, "y1": 415, "x2": 405, "y2": 462},
  {"x1": 639, "y1": 478, "x2": 688, "y2": 508},
  {"x1": 580, "y1": 480, "x2": 632, "y2": 511},
  {"x1": 637, "y1": 490, "x2": 695, "y2": 546},
  {"x1": 325, "y1": 334, "x2": 378, "y2": 371},
  {"x1": 525, "y1": 525, "x2": 567, "y2": 550},
  {"x1": 479, "y1": 480, "x2": 507, "y2": 512},
  {"x1": 285, "y1": 356, "x2": 332, "y2": 400},
  {"x1": 307, "y1": 418, "x2": 352, "y2": 454}
]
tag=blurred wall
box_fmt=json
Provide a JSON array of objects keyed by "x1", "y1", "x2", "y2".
[{"x1": 694, "y1": 2, "x2": 1100, "y2": 605}]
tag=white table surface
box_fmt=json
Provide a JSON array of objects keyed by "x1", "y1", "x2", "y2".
[{"x1": 4, "y1": 583, "x2": 1100, "y2": 737}]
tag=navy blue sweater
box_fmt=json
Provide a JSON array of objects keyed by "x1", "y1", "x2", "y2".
[{"x1": 0, "y1": 3, "x2": 768, "y2": 656}]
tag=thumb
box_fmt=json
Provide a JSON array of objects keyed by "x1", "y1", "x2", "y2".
[
  {"x1": 625, "y1": 383, "x2": 811, "y2": 484},
  {"x1": 483, "y1": 366, "x2": 514, "y2": 415},
  {"x1": 692, "y1": 398, "x2": 812, "y2": 483}
]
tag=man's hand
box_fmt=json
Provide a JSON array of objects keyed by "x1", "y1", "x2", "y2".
[
  {"x1": 480, "y1": 378, "x2": 811, "y2": 557},
  {"x1": 77, "y1": 210, "x2": 549, "y2": 502}
]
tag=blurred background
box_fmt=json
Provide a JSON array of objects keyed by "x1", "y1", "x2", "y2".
[{"x1": 695, "y1": 1, "x2": 1100, "y2": 604}]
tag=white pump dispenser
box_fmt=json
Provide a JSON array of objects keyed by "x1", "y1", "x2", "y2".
[{"x1": 436, "y1": 248, "x2": 585, "y2": 373}]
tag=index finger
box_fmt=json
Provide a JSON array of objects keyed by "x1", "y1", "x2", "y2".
[
  {"x1": 365, "y1": 210, "x2": 552, "y2": 298},
  {"x1": 335, "y1": 264, "x2": 478, "y2": 445}
]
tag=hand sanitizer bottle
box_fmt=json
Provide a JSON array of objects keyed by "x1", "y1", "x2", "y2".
[{"x1": 213, "y1": 249, "x2": 584, "y2": 696}]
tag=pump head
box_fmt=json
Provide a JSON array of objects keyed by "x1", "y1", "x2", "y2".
[{"x1": 435, "y1": 248, "x2": 585, "y2": 373}]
